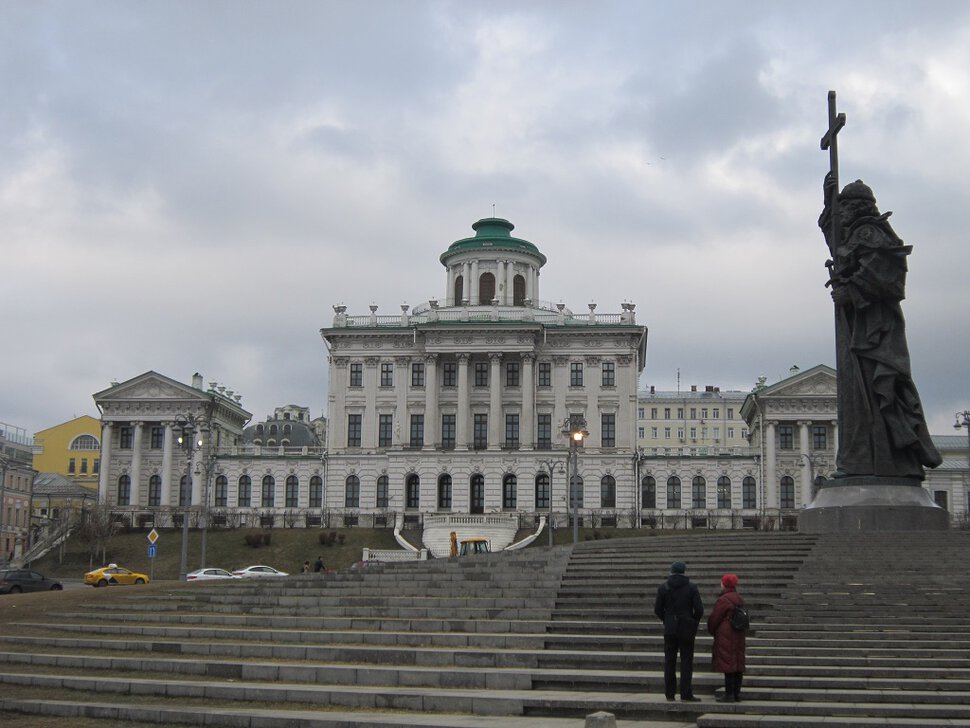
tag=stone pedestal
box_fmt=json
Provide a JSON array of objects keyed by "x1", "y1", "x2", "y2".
[{"x1": 800, "y1": 476, "x2": 949, "y2": 533}]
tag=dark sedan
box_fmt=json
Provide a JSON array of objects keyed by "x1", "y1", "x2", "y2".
[{"x1": 0, "y1": 569, "x2": 63, "y2": 594}]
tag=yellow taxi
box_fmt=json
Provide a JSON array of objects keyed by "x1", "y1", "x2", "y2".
[{"x1": 84, "y1": 564, "x2": 150, "y2": 588}]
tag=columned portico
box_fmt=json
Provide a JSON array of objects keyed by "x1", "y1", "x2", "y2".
[
  {"x1": 130, "y1": 421, "x2": 143, "y2": 506},
  {"x1": 765, "y1": 420, "x2": 777, "y2": 508}
]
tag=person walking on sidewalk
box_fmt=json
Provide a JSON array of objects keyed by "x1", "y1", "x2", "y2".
[
  {"x1": 707, "y1": 573, "x2": 746, "y2": 702},
  {"x1": 654, "y1": 560, "x2": 704, "y2": 702}
]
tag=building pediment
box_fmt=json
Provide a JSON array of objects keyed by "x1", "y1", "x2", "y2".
[
  {"x1": 93, "y1": 371, "x2": 208, "y2": 404},
  {"x1": 767, "y1": 369, "x2": 836, "y2": 397}
]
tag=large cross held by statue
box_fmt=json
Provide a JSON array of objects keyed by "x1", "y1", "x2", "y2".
[{"x1": 820, "y1": 90, "x2": 846, "y2": 251}]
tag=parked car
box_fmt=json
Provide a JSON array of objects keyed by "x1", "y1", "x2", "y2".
[
  {"x1": 0, "y1": 569, "x2": 63, "y2": 594},
  {"x1": 84, "y1": 564, "x2": 150, "y2": 587},
  {"x1": 232, "y1": 565, "x2": 288, "y2": 578},
  {"x1": 186, "y1": 568, "x2": 240, "y2": 581}
]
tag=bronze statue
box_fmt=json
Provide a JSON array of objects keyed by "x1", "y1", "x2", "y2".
[{"x1": 819, "y1": 92, "x2": 941, "y2": 480}]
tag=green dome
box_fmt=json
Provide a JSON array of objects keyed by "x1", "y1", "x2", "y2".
[{"x1": 440, "y1": 218, "x2": 547, "y2": 266}]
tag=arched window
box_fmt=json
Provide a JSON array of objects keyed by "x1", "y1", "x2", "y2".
[
  {"x1": 742, "y1": 476, "x2": 756, "y2": 509},
  {"x1": 117, "y1": 475, "x2": 131, "y2": 506},
  {"x1": 454, "y1": 274, "x2": 464, "y2": 304},
  {"x1": 437, "y1": 474, "x2": 452, "y2": 510},
  {"x1": 285, "y1": 475, "x2": 299, "y2": 508},
  {"x1": 470, "y1": 474, "x2": 484, "y2": 513},
  {"x1": 692, "y1": 476, "x2": 707, "y2": 509},
  {"x1": 641, "y1": 476, "x2": 656, "y2": 509},
  {"x1": 376, "y1": 475, "x2": 389, "y2": 508},
  {"x1": 503, "y1": 474, "x2": 517, "y2": 510},
  {"x1": 70, "y1": 434, "x2": 100, "y2": 451},
  {"x1": 148, "y1": 475, "x2": 161, "y2": 507},
  {"x1": 513, "y1": 274, "x2": 526, "y2": 305},
  {"x1": 178, "y1": 475, "x2": 191, "y2": 506},
  {"x1": 535, "y1": 473, "x2": 550, "y2": 510},
  {"x1": 666, "y1": 476, "x2": 682, "y2": 509},
  {"x1": 570, "y1": 474, "x2": 584, "y2": 509},
  {"x1": 780, "y1": 476, "x2": 795, "y2": 509},
  {"x1": 478, "y1": 271, "x2": 495, "y2": 304},
  {"x1": 309, "y1": 476, "x2": 323, "y2": 508},
  {"x1": 406, "y1": 474, "x2": 420, "y2": 509},
  {"x1": 261, "y1": 475, "x2": 275, "y2": 508},
  {"x1": 269, "y1": 424, "x2": 278, "y2": 437},
  {"x1": 283, "y1": 424, "x2": 292, "y2": 436},
  {"x1": 214, "y1": 475, "x2": 228, "y2": 507},
  {"x1": 601, "y1": 475, "x2": 616, "y2": 508},
  {"x1": 717, "y1": 476, "x2": 732, "y2": 509},
  {"x1": 345, "y1": 475, "x2": 360, "y2": 508},
  {"x1": 238, "y1": 475, "x2": 252, "y2": 508}
]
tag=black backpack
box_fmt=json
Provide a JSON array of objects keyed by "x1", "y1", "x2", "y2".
[{"x1": 730, "y1": 605, "x2": 750, "y2": 631}]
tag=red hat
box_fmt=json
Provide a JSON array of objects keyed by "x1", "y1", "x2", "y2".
[{"x1": 721, "y1": 573, "x2": 739, "y2": 589}]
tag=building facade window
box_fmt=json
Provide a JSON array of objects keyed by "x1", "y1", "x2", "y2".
[
  {"x1": 536, "y1": 414, "x2": 552, "y2": 450},
  {"x1": 380, "y1": 362, "x2": 394, "y2": 387},
  {"x1": 406, "y1": 474, "x2": 420, "y2": 509},
  {"x1": 238, "y1": 475, "x2": 251, "y2": 507},
  {"x1": 441, "y1": 414, "x2": 456, "y2": 449},
  {"x1": 778, "y1": 425, "x2": 794, "y2": 450},
  {"x1": 150, "y1": 427, "x2": 164, "y2": 449},
  {"x1": 513, "y1": 274, "x2": 525, "y2": 305},
  {"x1": 666, "y1": 476, "x2": 681, "y2": 509},
  {"x1": 409, "y1": 414, "x2": 424, "y2": 448},
  {"x1": 349, "y1": 362, "x2": 363, "y2": 387},
  {"x1": 347, "y1": 414, "x2": 362, "y2": 448},
  {"x1": 535, "y1": 473, "x2": 550, "y2": 510},
  {"x1": 214, "y1": 475, "x2": 228, "y2": 507},
  {"x1": 503, "y1": 474, "x2": 517, "y2": 510},
  {"x1": 470, "y1": 474, "x2": 485, "y2": 513},
  {"x1": 601, "y1": 475, "x2": 616, "y2": 508},
  {"x1": 478, "y1": 271, "x2": 495, "y2": 303},
  {"x1": 117, "y1": 475, "x2": 131, "y2": 506},
  {"x1": 570, "y1": 362, "x2": 583, "y2": 387},
  {"x1": 119, "y1": 426, "x2": 133, "y2": 449},
  {"x1": 742, "y1": 476, "x2": 757, "y2": 509},
  {"x1": 601, "y1": 361, "x2": 615, "y2": 387},
  {"x1": 309, "y1": 476, "x2": 323, "y2": 508},
  {"x1": 68, "y1": 458, "x2": 75, "y2": 474},
  {"x1": 506, "y1": 362, "x2": 520, "y2": 387},
  {"x1": 71, "y1": 434, "x2": 99, "y2": 450},
  {"x1": 601, "y1": 414, "x2": 616, "y2": 448},
  {"x1": 442, "y1": 362, "x2": 457, "y2": 387},
  {"x1": 505, "y1": 414, "x2": 519, "y2": 449},
  {"x1": 437, "y1": 474, "x2": 452, "y2": 510},
  {"x1": 642, "y1": 476, "x2": 657, "y2": 509},
  {"x1": 474, "y1": 362, "x2": 489, "y2": 387},
  {"x1": 812, "y1": 425, "x2": 827, "y2": 450},
  {"x1": 717, "y1": 476, "x2": 731, "y2": 509},
  {"x1": 411, "y1": 362, "x2": 425, "y2": 387},
  {"x1": 537, "y1": 362, "x2": 552, "y2": 387},
  {"x1": 664, "y1": 408, "x2": 671, "y2": 419},
  {"x1": 148, "y1": 475, "x2": 161, "y2": 506},
  {"x1": 285, "y1": 475, "x2": 299, "y2": 508},
  {"x1": 81, "y1": 459, "x2": 89, "y2": 475},
  {"x1": 780, "y1": 476, "x2": 795, "y2": 508},
  {"x1": 379, "y1": 414, "x2": 393, "y2": 448},
  {"x1": 345, "y1": 475, "x2": 360, "y2": 508},
  {"x1": 473, "y1": 414, "x2": 488, "y2": 450},
  {"x1": 261, "y1": 476, "x2": 275, "y2": 508},
  {"x1": 376, "y1": 475, "x2": 389, "y2": 508},
  {"x1": 692, "y1": 476, "x2": 706, "y2": 509}
]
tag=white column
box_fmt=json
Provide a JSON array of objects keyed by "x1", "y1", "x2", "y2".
[
  {"x1": 423, "y1": 355, "x2": 438, "y2": 450},
  {"x1": 161, "y1": 424, "x2": 173, "y2": 506},
  {"x1": 470, "y1": 260, "x2": 480, "y2": 304},
  {"x1": 395, "y1": 357, "x2": 409, "y2": 448},
  {"x1": 98, "y1": 422, "x2": 112, "y2": 502},
  {"x1": 364, "y1": 358, "x2": 378, "y2": 448},
  {"x1": 798, "y1": 420, "x2": 812, "y2": 507},
  {"x1": 765, "y1": 421, "x2": 777, "y2": 510},
  {"x1": 488, "y1": 353, "x2": 502, "y2": 450},
  {"x1": 446, "y1": 266, "x2": 453, "y2": 306},
  {"x1": 461, "y1": 262, "x2": 471, "y2": 303},
  {"x1": 529, "y1": 266, "x2": 538, "y2": 302},
  {"x1": 456, "y1": 354, "x2": 469, "y2": 450},
  {"x1": 504, "y1": 260, "x2": 513, "y2": 305},
  {"x1": 521, "y1": 354, "x2": 535, "y2": 450},
  {"x1": 130, "y1": 422, "x2": 143, "y2": 507}
]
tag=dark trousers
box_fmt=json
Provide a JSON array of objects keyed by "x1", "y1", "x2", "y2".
[
  {"x1": 724, "y1": 671, "x2": 743, "y2": 699},
  {"x1": 663, "y1": 634, "x2": 696, "y2": 698}
]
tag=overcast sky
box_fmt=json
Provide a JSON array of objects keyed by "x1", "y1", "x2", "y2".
[{"x1": 3, "y1": 1, "x2": 969, "y2": 439}]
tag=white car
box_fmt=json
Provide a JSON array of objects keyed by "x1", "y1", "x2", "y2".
[
  {"x1": 186, "y1": 568, "x2": 240, "y2": 581},
  {"x1": 232, "y1": 565, "x2": 289, "y2": 578}
]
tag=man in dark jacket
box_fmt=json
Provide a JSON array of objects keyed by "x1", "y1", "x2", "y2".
[{"x1": 654, "y1": 560, "x2": 704, "y2": 701}]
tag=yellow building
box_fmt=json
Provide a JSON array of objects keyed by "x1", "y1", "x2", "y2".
[{"x1": 33, "y1": 415, "x2": 101, "y2": 493}]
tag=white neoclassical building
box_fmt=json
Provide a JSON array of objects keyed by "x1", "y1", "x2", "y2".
[{"x1": 321, "y1": 217, "x2": 647, "y2": 530}]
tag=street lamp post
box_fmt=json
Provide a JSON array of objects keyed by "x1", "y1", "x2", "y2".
[
  {"x1": 0, "y1": 432, "x2": 8, "y2": 565},
  {"x1": 175, "y1": 415, "x2": 207, "y2": 581},
  {"x1": 199, "y1": 454, "x2": 218, "y2": 570},
  {"x1": 536, "y1": 457, "x2": 566, "y2": 546},
  {"x1": 562, "y1": 415, "x2": 588, "y2": 545},
  {"x1": 954, "y1": 411, "x2": 970, "y2": 513}
]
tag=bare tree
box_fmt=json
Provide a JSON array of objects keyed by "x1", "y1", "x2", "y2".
[{"x1": 79, "y1": 502, "x2": 122, "y2": 568}]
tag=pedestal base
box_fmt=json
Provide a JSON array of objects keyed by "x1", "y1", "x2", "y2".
[{"x1": 800, "y1": 477, "x2": 949, "y2": 533}]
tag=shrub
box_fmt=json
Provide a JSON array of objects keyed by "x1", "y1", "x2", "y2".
[{"x1": 262, "y1": 532, "x2": 272, "y2": 546}]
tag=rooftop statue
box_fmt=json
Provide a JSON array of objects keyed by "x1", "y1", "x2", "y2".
[{"x1": 819, "y1": 93, "x2": 941, "y2": 480}]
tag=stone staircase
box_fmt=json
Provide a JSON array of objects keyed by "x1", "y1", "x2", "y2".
[{"x1": 1, "y1": 530, "x2": 970, "y2": 727}]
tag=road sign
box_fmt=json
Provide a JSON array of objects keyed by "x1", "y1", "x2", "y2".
[
  {"x1": 147, "y1": 528, "x2": 159, "y2": 544},
  {"x1": 148, "y1": 544, "x2": 157, "y2": 559}
]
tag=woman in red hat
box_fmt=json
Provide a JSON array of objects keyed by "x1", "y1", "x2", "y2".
[{"x1": 707, "y1": 573, "x2": 746, "y2": 702}]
